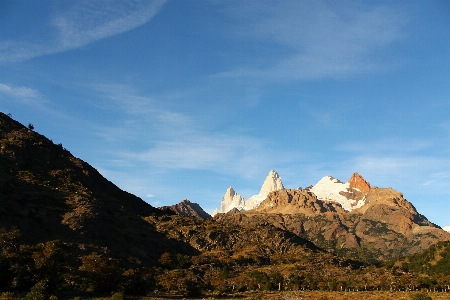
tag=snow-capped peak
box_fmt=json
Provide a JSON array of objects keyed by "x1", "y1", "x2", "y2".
[
  {"x1": 246, "y1": 170, "x2": 284, "y2": 210},
  {"x1": 220, "y1": 186, "x2": 245, "y2": 213},
  {"x1": 443, "y1": 225, "x2": 450, "y2": 233},
  {"x1": 309, "y1": 174, "x2": 370, "y2": 211}
]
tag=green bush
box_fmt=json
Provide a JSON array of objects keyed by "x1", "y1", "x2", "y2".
[
  {"x1": 23, "y1": 281, "x2": 48, "y2": 300},
  {"x1": 111, "y1": 291, "x2": 125, "y2": 299},
  {"x1": 410, "y1": 292, "x2": 432, "y2": 300},
  {"x1": 0, "y1": 292, "x2": 15, "y2": 300}
]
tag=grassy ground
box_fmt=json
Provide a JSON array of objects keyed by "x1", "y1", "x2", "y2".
[{"x1": 134, "y1": 291, "x2": 450, "y2": 300}]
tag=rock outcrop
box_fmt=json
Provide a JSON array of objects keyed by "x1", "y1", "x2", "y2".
[
  {"x1": 309, "y1": 173, "x2": 370, "y2": 211},
  {"x1": 216, "y1": 170, "x2": 285, "y2": 213},
  {"x1": 220, "y1": 186, "x2": 245, "y2": 213},
  {"x1": 160, "y1": 199, "x2": 211, "y2": 219},
  {"x1": 349, "y1": 172, "x2": 371, "y2": 194},
  {"x1": 245, "y1": 169, "x2": 284, "y2": 210}
]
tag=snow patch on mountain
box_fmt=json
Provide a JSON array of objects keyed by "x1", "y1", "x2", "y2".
[
  {"x1": 443, "y1": 225, "x2": 450, "y2": 233},
  {"x1": 310, "y1": 175, "x2": 369, "y2": 212}
]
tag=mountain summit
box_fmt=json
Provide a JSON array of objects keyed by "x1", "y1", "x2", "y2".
[
  {"x1": 220, "y1": 186, "x2": 245, "y2": 213},
  {"x1": 217, "y1": 170, "x2": 284, "y2": 213},
  {"x1": 443, "y1": 225, "x2": 450, "y2": 233},
  {"x1": 245, "y1": 170, "x2": 284, "y2": 210},
  {"x1": 309, "y1": 172, "x2": 370, "y2": 211},
  {"x1": 160, "y1": 199, "x2": 211, "y2": 219}
]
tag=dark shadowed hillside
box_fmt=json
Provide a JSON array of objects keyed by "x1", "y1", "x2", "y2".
[{"x1": 0, "y1": 112, "x2": 197, "y2": 264}]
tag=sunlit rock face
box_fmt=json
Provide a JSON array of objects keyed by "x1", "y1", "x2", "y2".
[
  {"x1": 220, "y1": 186, "x2": 245, "y2": 213},
  {"x1": 217, "y1": 170, "x2": 284, "y2": 213},
  {"x1": 309, "y1": 173, "x2": 370, "y2": 212},
  {"x1": 245, "y1": 170, "x2": 284, "y2": 210}
]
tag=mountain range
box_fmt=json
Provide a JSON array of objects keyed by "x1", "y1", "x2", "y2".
[
  {"x1": 214, "y1": 169, "x2": 450, "y2": 261},
  {"x1": 2, "y1": 111, "x2": 450, "y2": 297},
  {"x1": 217, "y1": 169, "x2": 284, "y2": 214}
]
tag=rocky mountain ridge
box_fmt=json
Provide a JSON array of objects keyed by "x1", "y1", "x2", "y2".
[
  {"x1": 217, "y1": 170, "x2": 284, "y2": 213},
  {"x1": 159, "y1": 199, "x2": 211, "y2": 219},
  {"x1": 213, "y1": 171, "x2": 450, "y2": 261},
  {"x1": 219, "y1": 186, "x2": 245, "y2": 213},
  {"x1": 216, "y1": 186, "x2": 450, "y2": 261},
  {"x1": 2, "y1": 112, "x2": 450, "y2": 297},
  {"x1": 309, "y1": 173, "x2": 370, "y2": 211}
]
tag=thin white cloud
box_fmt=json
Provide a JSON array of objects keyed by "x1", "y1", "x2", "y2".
[
  {"x1": 336, "y1": 138, "x2": 431, "y2": 154},
  {"x1": 422, "y1": 172, "x2": 450, "y2": 186},
  {"x1": 214, "y1": 2, "x2": 407, "y2": 80},
  {"x1": 0, "y1": 83, "x2": 46, "y2": 106},
  {"x1": 127, "y1": 134, "x2": 269, "y2": 173},
  {"x1": 333, "y1": 139, "x2": 450, "y2": 193},
  {"x1": 88, "y1": 83, "x2": 285, "y2": 179},
  {"x1": 0, "y1": 0, "x2": 166, "y2": 63}
]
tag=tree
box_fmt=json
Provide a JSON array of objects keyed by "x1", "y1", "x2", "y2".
[
  {"x1": 23, "y1": 281, "x2": 48, "y2": 300},
  {"x1": 30, "y1": 240, "x2": 70, "y2": 291},
  {"x1": 78, "y1": 252, "x2": 122, "y2": 293},
  {"x1": 27, "y1": 123, "x2": 34, "y2": 130}
]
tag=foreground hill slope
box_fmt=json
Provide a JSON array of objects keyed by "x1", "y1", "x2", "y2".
[
  {"x1": 216, "y1": 187, "x2": 450, "y2": 262},
  {"x1": 0, "y1": 113, "x2": 195, "y2": 264}
]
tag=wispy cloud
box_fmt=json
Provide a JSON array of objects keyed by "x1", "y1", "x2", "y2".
[
  {"x1": 0, "y1": 0, "x2": 166, "y2": 63},
  {"x1": 333, "y1": 139, "x2": 450, "y2": 193},
  {"x1": 0, "y1": 83, "x2": 45, "y2": 105},
  {"x1": 89, "y1": 83, "x2": 285, "y2": 179},
  {"x1": 0, "y1": 83, "x2": 42, "y2": 99},
  {"x1": 214, "y1": 2, "x2": 407, "y2": 80},
  {"x1": 336, "y1": 138, "x2": 431, "y2": 154},
  {"x1": 422, "y1": 172, "x2": 450, "y2": 186}
]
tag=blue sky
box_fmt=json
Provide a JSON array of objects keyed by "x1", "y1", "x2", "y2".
[{"x1": 1, "y1": 1, "x2": 449, "y2": 226}]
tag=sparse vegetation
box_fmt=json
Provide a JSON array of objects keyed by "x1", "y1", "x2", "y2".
[{"x1": 2, "y1": 112, "x2": 450, "y2": 298}]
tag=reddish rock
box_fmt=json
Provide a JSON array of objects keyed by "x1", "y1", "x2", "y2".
[{"x1": 348, "y1": 172, "x2": 371, "y2": 194}]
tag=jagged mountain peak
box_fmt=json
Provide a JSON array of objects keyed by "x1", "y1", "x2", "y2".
[
  {"x1": 159, "y1": 199, "x2": 211, "y2": 219},
  {"x1": 220, "y1": 185, "x2": 245, "y2": 213},
  {"x1": 348, "y1": 172, "x2": 371, "y2": 194},
  {"x1": 217, "y1": 170, "x2": 285, "y2": 213},
  {"x1": 245, "y1": 169, "x2": 285, "y2": 210},
  {"x1": 258, "y1": 169, "x2": 284, "y2": 196},
  {"x1": 309, "y1": 173, "x2": 370, "y2": 211}
]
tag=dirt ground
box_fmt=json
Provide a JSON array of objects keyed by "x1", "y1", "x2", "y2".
[{"x1": 139, "y1": 291, "x2": 450, "y2": 300}]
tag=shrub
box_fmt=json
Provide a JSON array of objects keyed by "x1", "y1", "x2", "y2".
[
  {"x1": 111, "y1": 291, "x2": 125, "y2": 299},
  {"x1": 410, "y1": 292, "x2": 432, "y2": 300},
  {"x1": 0, "y1": 292, "x2": 15, "y2": 300},
  {"x1": 23, "y1": 281, "x2": 48, "y2": 300}
]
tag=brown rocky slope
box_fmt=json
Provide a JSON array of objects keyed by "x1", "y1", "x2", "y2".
[
  {"x1": 215, "y1": 187, "x2": 450, "y2": 262},
  {"x1": 159, "y1": 199, "x2": 212, "y2": 219}
]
